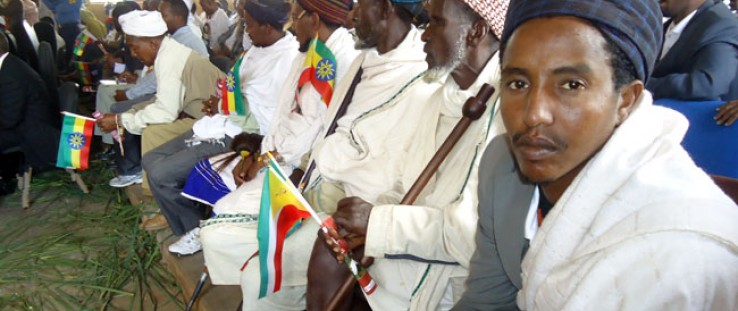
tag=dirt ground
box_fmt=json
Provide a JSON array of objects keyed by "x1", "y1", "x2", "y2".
[{"x1": 0, "y1": 162, "x2": 184, "y2": 310}]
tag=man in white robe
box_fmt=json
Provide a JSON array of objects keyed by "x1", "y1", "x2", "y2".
[
  {"x1": 456, "y1": 1, "x2": 738, "y2": 310},
  {"x1": 140, "y1": 0, "x2": 298, "y2": 256},
  {"x1": 232, "y1": 0, "x2": 437, "y2": 310},
  {"x1": 310, "y1": 0, "x2": 509, "y2": 309},
  {"x1": 198, "y1": 0, "x2": 359, "y2": 284},
  {"x1": 199, "y1": 0, "x2": 230, "y2": 51}
]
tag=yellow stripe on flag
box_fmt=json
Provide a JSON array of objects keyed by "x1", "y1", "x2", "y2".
[
  {"x1": 228, "y1": 91, "x2": 236, "y2": 113},
  {"x1": 70, "y1": 117, "x2": 87, "y2": 168}
]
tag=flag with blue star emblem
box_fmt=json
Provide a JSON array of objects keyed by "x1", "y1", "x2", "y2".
[
  {"x1": 297, "y1": 37, "x2": 337, "y2": 107},
  {"x1": 56, "y1": 112, "x2": 95, "y2": 170}
]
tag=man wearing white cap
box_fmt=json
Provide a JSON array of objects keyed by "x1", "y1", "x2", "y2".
[
  {"x1": 96, "y1": 10, "x2": 223, "y2": 163},
  {"x1": 310, "y1": 0, "x2": 509, "y2": 310}
]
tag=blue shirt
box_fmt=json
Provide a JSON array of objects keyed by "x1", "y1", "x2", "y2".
[
  {"x1": 171, "y1": 26, "x2": 209, "y2": 58},
  {"x1": 42, "y1": 0, "x2": 82, "y2": 25}
]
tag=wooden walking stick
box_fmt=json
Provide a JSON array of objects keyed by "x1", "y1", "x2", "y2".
[
  {"x1": 324, "y1": 83, "x2": 496, "y2": 311},
  {"x1": 185, "y1": 267, "x2": 209, "y2": 311}
]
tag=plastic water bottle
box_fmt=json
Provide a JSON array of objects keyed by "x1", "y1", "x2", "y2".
[{"x1": 93, "y1": 111, "x2": 120, "y2": 142}]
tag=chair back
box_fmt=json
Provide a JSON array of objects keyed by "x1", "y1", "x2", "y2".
[
  {"x1": 655, "y1": 99, "x2": 738, "y2": 179},
  {"x1": 33, "y1": 22, "x2": 57, "y2": 55},
  {"x1": 37, "y1": 41, "x2": 59, "y2": 111},
  {"x1": 58, "y1": 81, "x2": 79, "y2": 114}
]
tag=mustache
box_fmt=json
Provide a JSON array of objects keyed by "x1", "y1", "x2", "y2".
[{"x1": 511, "y1": 130, "x2": 567, "y2": 151}]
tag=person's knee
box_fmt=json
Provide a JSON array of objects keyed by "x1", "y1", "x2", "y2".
[{"x1": 142, "y1": 152, "x2": 166, "y2": 182}]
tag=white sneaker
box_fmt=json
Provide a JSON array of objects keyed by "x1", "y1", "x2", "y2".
[
  {"x1": 168, "y1": 227, "x2": 202, "y2": 256},
  {"x1": 109, "y1": 172, "x2": 143, "y2": 188}
]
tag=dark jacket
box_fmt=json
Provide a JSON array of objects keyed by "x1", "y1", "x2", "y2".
[
  {"x1": 0, "y1": 53, "x2": 60, "y2": 169},
  {"x1": 647, "y1": 0, "x2": 738, "y2": 101}
]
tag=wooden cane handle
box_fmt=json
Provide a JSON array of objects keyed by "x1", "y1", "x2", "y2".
[{"x1": 324, "y1": 84, "x2": 496, "y2": 311}]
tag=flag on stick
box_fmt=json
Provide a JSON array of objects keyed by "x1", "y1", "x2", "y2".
[
  {"x1": 256, "y1": 153, "x2": 376, "y2": 298},
  {"x1": 296, "y1": 37, "x2": 337, "y2": 107},
  {"x1": 74, "y1": 62, "x2": 92, "y2": 85},
  {"x1": 257, "y1": 153, "x2": 315, "y2": 297},
  {"x1": 72, "y1": 30, "x2": 96, "y2": 57},
  {"x1": 56, "y1": 112, "x2": 95, "y2": 170},
  {"x1": 220, "y1": 55, "x2": 246, "y2": 115}
]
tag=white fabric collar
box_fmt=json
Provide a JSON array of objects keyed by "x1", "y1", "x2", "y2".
[
  {"x1": 0, "y1": 52, "x2": 8, "y2": 70},
  {"x1": 666, "y1": 9, "x2": 698, "y2": 35},
  {"x1": 524, "y1": 186, "x2": 540, "y2": 241}
]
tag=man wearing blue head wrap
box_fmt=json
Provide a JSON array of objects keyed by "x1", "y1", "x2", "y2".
[{"x1": 454, "y1": 1, "x2": 738, "y2": 310}]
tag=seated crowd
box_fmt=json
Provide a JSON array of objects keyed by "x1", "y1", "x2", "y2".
[{"x1": 2, "y1": 0, "x2": 738, "y2": 309}]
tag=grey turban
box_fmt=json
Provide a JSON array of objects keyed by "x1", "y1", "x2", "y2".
[{"x1": 501, "y1": 0, "x2": 663, "y2": 82}]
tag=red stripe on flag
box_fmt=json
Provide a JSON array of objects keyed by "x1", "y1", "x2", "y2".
[
  {"x1": 220, "y1": 81, "x2": 229, "y2": 114},
  {"x1": 79, "y1": 119, "x2": 94, "y2": 170},
  {"x1": 273, "y1": 204, "x2": 312, "y2": 292}
]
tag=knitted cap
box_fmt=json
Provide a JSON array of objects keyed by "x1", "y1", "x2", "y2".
[{"x1": 297, "y1": 0, "x2": 353, "y2": 26}]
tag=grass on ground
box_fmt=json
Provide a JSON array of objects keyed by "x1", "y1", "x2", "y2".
[{"x1": 0, "y1": 160, "x2": 183, "y2": 310}]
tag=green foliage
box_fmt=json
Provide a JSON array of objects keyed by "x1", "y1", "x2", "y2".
[{"x1": 0, "y1": 162, "x2": 183, "y2": 310}]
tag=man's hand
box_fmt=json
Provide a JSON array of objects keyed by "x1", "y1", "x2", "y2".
[
  {"x1": 333, "y1": 197, "x2": 373, "y2": 237},
  {"x1": 118, "y1": 71, "x2": 138, "y2": 84},
  {"x1": 202, "y1": 95, "x2": 219, "y2": 116},
  {"x1": 232, "y1": 155, "x2": 256, "y2": 186},
  {"x1": 715, "y1": 100, "x2": 738, "y2": 126},
  {"x1": 97, "y1": 113, "x2": 119, "y2": 132},
  {"x1": 289, "y1": 168, "x2": 304, "y2": 187},
  {"x1": 114, "y1": 89, "x2": 128, "y2": 102}
]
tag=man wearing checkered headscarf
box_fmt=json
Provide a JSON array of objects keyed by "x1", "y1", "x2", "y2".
[{"x1": 302, "y1": 0, "x2": 510, "y2": 310}]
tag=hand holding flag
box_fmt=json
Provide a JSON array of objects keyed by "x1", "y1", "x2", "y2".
[{"x1": 256, "y1": 153, "x2": 376, "y2": 298}]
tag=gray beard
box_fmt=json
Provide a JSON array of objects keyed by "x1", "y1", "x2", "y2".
[{"x1": 423, "y1": 27, "x2": 469, "y2": 84}]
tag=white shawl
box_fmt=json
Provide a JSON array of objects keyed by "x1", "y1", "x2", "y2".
[
  {"x1": 262, "y1": 27, "x2": 359, "y2": 168},
  {"x1": 518, "y1": 92, "x2": 738, "y2": 310},
  {"x1": 241, "y1": 32, "x2": 299, "y2": 135},
  {"x1": 364, "y1": 53, "x2": 506, "y2": 311},
  {"x1": 309, "y1": 26, "x2": 434, "y2": 204}
]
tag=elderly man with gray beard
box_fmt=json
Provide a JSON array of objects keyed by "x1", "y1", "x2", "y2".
[{"x1": 309, "y1": 0, "x2": 510, "y2": 310}]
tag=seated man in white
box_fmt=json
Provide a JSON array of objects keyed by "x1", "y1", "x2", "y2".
[
  {"x1": 456, "y1": 0, "x2": 738, "y2": 309},
  {"x1": 197, "y1": 0, "x2": 359, "y2": 285}
]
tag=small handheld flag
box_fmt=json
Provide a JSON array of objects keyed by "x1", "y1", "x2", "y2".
[
  {"x1": 296, "y1": 37, "x2": 337, "y2": 108},
  {"x1": 220, "y1": 54, "x2": 246, "y2": 115},
  {"x1": 257, "y1": 154, "x2": 313, "y2": 298},
  {"x1": 72, "y1": 30, "x2": 97, "y2": 57},
  {"x1": 256, "y1": 153, "x2": 376, "y2": 298},
  {"x1": 74, "y1": 62, "x2": 93, "y2": 86},
  {"x1": 56, "y1": 112, "x2": 95, "y2": 170}
]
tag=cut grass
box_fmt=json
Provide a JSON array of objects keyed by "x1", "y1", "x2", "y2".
[{"x1": 0, "y1": 160, "x2": 183, "y2": 310}]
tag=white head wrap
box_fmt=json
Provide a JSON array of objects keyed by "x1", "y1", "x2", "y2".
[{"x1": 119, "y1": 10, "x2": 168, "y2": 37}]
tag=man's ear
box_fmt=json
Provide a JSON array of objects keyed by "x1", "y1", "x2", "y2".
[
  {"x1": 616, "y1": 80, "x2": 644, "y2": 125},
  {"x1": 380, "y1": 0, "x2": 393, "y2": 20},
  {"x1": 309, "y1": 11, "x2": 321, "y2": 32},
  {"x1": 466, "y1": 19, "x2": 489, "y2": 47}
]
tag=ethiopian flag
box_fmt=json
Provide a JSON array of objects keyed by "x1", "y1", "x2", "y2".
[
  {"x1": 297, "y1": 37, "x2": 337, "y2": 107},
  {"x1": 56, "y1": 112, "x2": 95, "y2": 170},
  {"x1": 73, "y1": 30, "x2": 96, "y2": 57},
  {"x1": 257, "y1": 154, "x2": 312, "y2": 298},
  {"x1": 74, "y1": 61, "x2": 92, "y2": 85},
  {"x1": 220, "y1": 55, "x2": 246, "y2": 115}
]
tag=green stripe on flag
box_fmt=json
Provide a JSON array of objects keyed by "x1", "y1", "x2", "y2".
[
  {"x1": 314, "y1": 39, "x2": 336, "y2": 64},
  {"x1": 232, "y1": 56, "x2": 246, "y2": 115},
  {"x1": 56, "y1": 115, "x2": 75, "y2": 168},
  {"x1": 257, "y1": 168, "x2": 272, "y2": 298}
]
